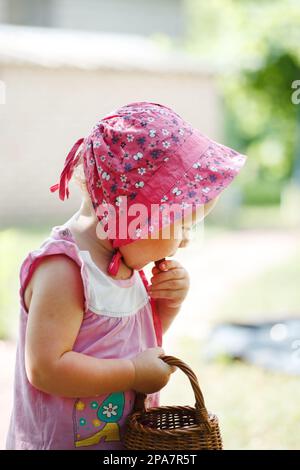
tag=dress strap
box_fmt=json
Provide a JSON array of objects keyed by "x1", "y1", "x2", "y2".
[{"x1": 138, "y1": 269, "x2": 163, "y2": 347}]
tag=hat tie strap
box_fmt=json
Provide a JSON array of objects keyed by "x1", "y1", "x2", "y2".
[
  {"x1": 50, "y1": 137, "x2": 84, "y2": 201},
  {"x1": 107, "y1": 249, "x2": 123, "y2": 276}
]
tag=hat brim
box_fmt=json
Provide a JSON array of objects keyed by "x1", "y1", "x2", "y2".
[{"x1": 111, "y1": 129, "x2": 247, "y2": 247}]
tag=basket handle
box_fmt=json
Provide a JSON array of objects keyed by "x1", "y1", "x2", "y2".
[{"x1": 133, "y1": 355, "x2": 211, "y2": 429}]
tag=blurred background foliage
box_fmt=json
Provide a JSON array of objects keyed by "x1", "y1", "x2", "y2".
[{"x1": 184, "y1": 0, "x2": 300, "y2": 205}]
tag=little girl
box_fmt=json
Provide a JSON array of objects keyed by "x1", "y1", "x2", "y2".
[{"x1": 6, "y1": 101, "x2": 247, "y2": 450}]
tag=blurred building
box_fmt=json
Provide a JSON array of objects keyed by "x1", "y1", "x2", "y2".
[
  {"x1": 0, "y1": 0, "x2": 185, "y2": 38},
  {"x1": 0, "y1": 1, "x2": 221, "y2": 227}
]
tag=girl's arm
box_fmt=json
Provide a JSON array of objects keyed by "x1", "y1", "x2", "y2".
[
  {"x1": 155, "y1": 301, "x2": 181, "y2": 334},
  {"x1": 24, "y1": 255, "x2": 135, "y2": 397}
]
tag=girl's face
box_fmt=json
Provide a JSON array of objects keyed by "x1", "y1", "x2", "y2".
[{"x1": 120, "y1": 197, "x2": 219, "y2": 270}]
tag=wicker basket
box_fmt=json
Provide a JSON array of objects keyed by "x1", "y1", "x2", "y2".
[{"x1": 124, "y1": 355, "x2": 223, "y2": 450}]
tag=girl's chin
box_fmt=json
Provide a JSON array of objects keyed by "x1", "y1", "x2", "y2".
[{"x1": 130, "y1": 262, "x2": 147, "y2": 271}]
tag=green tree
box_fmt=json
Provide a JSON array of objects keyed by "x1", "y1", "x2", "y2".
[{"x1": 183, "y1": 0, "x2": 300, "y2": 204}]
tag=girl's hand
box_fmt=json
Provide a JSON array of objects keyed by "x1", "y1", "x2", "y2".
[
  {"x1": 148, "y1": 259, "x2": 190, "y2": 309},
  {"x1": 130, "y1": 347, "x2": 176, "y2": 394}
]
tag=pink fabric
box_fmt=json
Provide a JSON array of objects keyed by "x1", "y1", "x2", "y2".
[
  {"x1": 6, "y1": 226, "x2": 160, "y2": 450},
  {"x1": 50, "y1": 101, "x2": 247, "y2": 248},
  {"x1": 139, "y1": 269, "x2": 162, "y2": 348}
]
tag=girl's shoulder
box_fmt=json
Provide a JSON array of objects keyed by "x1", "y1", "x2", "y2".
[
  {"x1": 20, "y1": 226, "x2": 90, "y2": 315},
  {"x1": 20, "y1": 224, "x2": 149, "y2": 319},
  {"x1": 23, "y1": 253, "x2": 84, "y2": 313}
]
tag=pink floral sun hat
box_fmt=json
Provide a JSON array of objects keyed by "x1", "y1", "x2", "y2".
[{"x1": 50, "y1": 101, "x2": 247, "y2": 274}]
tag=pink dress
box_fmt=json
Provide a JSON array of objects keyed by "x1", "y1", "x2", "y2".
[{"x1": 6, "y1": 218, "x2": 162, "y2": 450}]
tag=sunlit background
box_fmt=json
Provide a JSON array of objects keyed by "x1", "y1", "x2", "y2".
[{"x1": 1, "y1": 0, "x2": 300, "y2": 450}]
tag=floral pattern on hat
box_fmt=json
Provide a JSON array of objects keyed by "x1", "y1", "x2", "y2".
[
  {"x1": 83, "y1": 102, "x2": 194, "y2": 209},
  {"x1": 51, "y1": 101, "x2": 247, "y2": 246}
]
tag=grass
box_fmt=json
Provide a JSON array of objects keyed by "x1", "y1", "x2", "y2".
[
  {"x1": 214, "y1": 245, "x2": 300, "y2": 324},
  {"x1": 161, "y1": 335, "x2": 300, "y2": 450},
  {"x1": 1, "y1": 217, "x2": 300, "y2": 448},
  {"x1": 161, "y1": 218, "x2": 300, "y2": 449},
  {"x1": 0, "y1": 226, "x2": 49, "y2": 338}
]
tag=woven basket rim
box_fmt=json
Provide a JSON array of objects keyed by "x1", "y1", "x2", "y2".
[
  {"x1": 125, "y1": 356, "x2": 223, "y2": 449},
  {"x1": 131, "y1": 404, "x2": 218, "y2": 418},
  {"x1": 127, "y1": 406, "x2": 219, "y2": 437}
]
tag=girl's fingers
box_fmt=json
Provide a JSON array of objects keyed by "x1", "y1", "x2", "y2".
[
  {"x1": 150, "y1": 269, "x2": 185, "y2": 286},
  {"x1": 151, "y1": 259, "x2": 182, "y2": 274},
  {"x1": 151, "y1": 267, "x2": 160, "y2": 275},
  {"x1": 149, "y1": 279, "x2": 186, "y2": 291},
  {"x1": 148, "y1": 289, "x2": 186, "y2": 299}
]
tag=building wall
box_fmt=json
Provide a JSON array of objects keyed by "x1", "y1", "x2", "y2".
[
  {"x1": 0, "y1": 0, "x2": 185, "y2": 37},
  {"x1": 0, "y1": 63, "x2": 221, "y2": 226},
  {"x1": 53, "y1": 0, "x2": 185, "y2": 37},
  {"x1": 0, "y1": 0, "x2": 7, "y2": 23},
  {"x1": 0, "y1": 0, "x2": 53, "y2": 26}
]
